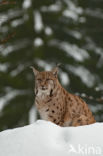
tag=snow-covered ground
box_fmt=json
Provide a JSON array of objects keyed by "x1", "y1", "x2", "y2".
[{"x1": 0, "y1": 120, "x2": 103, "y2": 156}]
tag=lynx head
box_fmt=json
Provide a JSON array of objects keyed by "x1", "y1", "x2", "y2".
[{"x1": 31, "y1": 66, "x2": 59, "y2": 96}]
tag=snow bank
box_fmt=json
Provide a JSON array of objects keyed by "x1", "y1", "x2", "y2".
[{"x1": 0, "y1": 120, "x2": 103, "y2": 156}]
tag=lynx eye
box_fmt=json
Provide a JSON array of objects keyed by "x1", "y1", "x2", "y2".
[
  {"x1": 46, "y1": 79, "x2": 51, "y2": 81},
  {"x1": 37, "y1": 79, "x2": 42, "y2": 81}
]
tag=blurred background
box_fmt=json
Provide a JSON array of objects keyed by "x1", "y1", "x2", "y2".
[{"x1": 0, "y1": 0, "x2": 103, "y2": 131}]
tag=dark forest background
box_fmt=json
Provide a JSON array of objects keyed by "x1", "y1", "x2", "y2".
[{"x1": 0, "y1": 0, "x2": 103, "y2": 131}]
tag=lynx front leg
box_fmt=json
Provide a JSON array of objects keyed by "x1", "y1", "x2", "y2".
[{"x1": 47, "y1": 115, "x2": 64, "y2": 126}]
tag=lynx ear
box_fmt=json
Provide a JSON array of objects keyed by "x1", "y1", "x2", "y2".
[
  {"x1": 52, "y1": 67, "x2": 58, "y2": 78},
  {"x1": 30, "y1": 66, "x2": 39, "y2": 76}
]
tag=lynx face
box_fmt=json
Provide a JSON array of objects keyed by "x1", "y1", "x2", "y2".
[
  {"x1": 31, "y1": 67, "x2": 58, "y2": 96},
  {"x1": 35, "y1": 72, "x2": 55, "y2": 93}
]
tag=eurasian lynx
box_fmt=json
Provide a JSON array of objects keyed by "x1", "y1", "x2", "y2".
[{"x1": 31, "y1": 66, "x2": 96, "y2": 126}]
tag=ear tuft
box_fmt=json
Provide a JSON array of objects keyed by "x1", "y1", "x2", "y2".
[
  {"x1": 30, "y1": 66, "x2": 39, "y2": 76},
  {"x1": 56, "y1": 63, "x2": 62, "y2": 68},
  {"x1": 52, "y1": 67, "x2": 58, "y2": 78}
]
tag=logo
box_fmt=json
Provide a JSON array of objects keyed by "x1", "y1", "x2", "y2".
[{"x1": 68, "y1": 144, "x2": 102, "y2": 155}]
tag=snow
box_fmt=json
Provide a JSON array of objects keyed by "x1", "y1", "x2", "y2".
[
  {"x1": 59, "y1": 71, "x2": 70, "y2": 86},
  {"x1": 49, "y1": 40, "x2": 90, "y2": 62},
  {"x1": 45, "y1": 27, "x2": 53, "y2": 36},
  {"x1": 41, "y1": 3, "x2": 61, "y2": 12},
  {"x1": 0, "y1": 120, "x2": 103, "y2": 156},
  {"x1": 23, "y1": 0, "x2": 31, "y2": 9},
  {"x1": 85, "y1": 8, "x2": 103, "y2": 19},
  {"x1": 63, "y1": 0, "x2": 83, "y2": 21},
  {"x1": 0, "y1": 89, "x2": 28, "y2": 113},
  {"x1": 68, "y1": 65, "x2": 95, "y2": 87},
  {"x1": 34, "y1": 38, "x2": 43, "y2": 47},
  {"x1": 29, "y1": 106, "x2": 37, "y2": 124},
  {"x1": 34, "y1": 11, "x2": 43, "y2": 32}
]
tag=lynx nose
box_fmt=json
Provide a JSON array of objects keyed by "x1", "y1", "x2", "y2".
[{"x1": 41, "y1": 86, "x2": 47, "y2": 90}]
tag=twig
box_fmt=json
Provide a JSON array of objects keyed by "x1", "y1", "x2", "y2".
[
  {"x1": 0, "y1": 32, "x2": 16, "y2": 44},
  {"x1": 0, "y1": 0, "x2": 16, "y2": 6}
]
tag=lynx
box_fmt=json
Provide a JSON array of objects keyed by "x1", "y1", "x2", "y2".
[{"x1": 31, "y1": 66, "x2": 96, "y2": 127}]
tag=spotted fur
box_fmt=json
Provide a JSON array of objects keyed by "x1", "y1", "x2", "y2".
[{"x1": 31, "y1": 66, "x2": 96, "y2": 127}]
